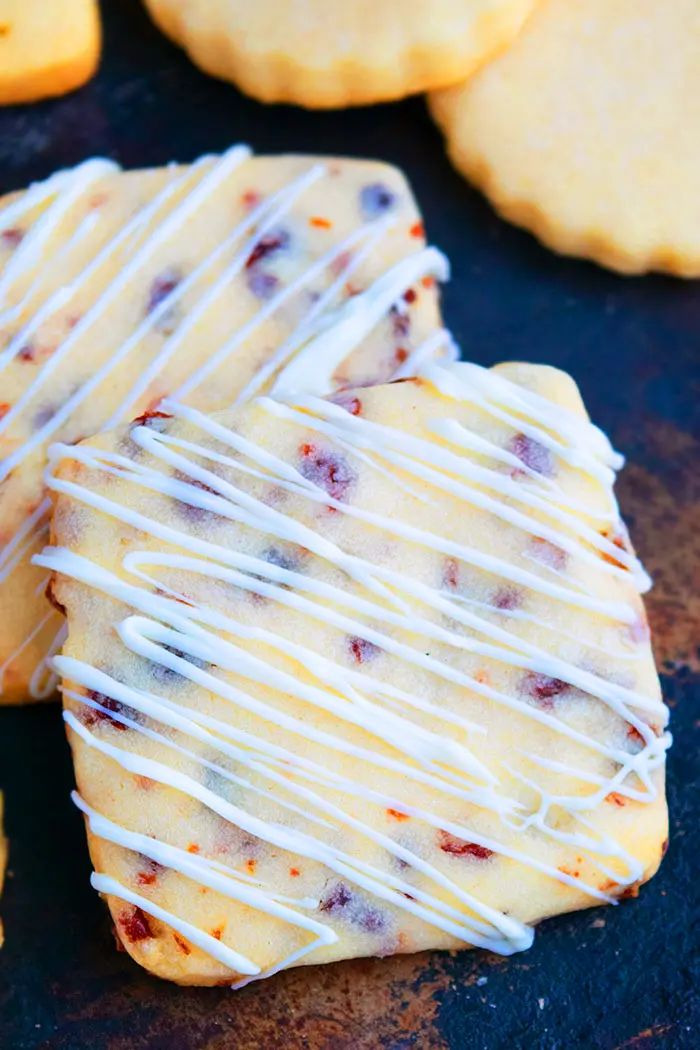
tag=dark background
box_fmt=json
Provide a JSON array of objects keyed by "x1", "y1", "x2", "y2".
[{"x1": 0, "y1": 2, "x2": 698, "y2": 1047}]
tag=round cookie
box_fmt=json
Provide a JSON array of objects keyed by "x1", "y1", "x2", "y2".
[
  {"x1": 42, "y1": 361, "x2": 669, "y2": 985},
  {"x1": 142, "y1": 0, "x2": 540, "y2": 108},
  {"x1": 430, "y1": 0, "x2": 700, "y2": 276}
]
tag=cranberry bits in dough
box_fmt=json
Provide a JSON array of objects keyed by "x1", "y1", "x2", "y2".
[
  {"x1": 41, "y1": 361, "x2": 669, "y2": 985},
  {"x1": 0, "y1": 147, "x2": 451, "y2": 703}
]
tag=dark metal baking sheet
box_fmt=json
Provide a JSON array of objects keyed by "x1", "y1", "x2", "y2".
[{"x1": 0, "y1": 2, "x2": 698, "y2": 1047}]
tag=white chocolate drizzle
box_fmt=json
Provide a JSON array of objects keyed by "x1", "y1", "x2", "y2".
[{"x1": 38, "y1": 359, "x2": 669, "y2": 983}]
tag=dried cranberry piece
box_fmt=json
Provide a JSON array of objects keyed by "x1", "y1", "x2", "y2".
[
  {"x1": 241, "y1": 189, "x2": 261, "y2": 209},
  {"x1": 529, "y1": 537, "x2": 568, "y2": 572},
  {"x1": 146, "y1": 268, "x2": 181, "y2": 314},
  {"x1": 136, "y1": 857, "x2": 164, "y2": 886},
  {"x1": 83, "y1": 690, "x2": 131, "y2": 730},
  {"x1": 248, "y1": 546, "x2": 302, "y2": 603},
  {"x1": 1, "y1": 227, "x2": 23, "y2": 249},
  {"x1": 33, "y1": 403, "x2": 56, "y2": 428},
  {"x1": 347, "y1": 636, "x2": 381, "y2": 664},
  {"x1": 492, "y1": 587, "x2": 522, "y2": 611},
  {"x1": 438, "y1": 830, "x2": 493, "y2": 860},
  {"x1": 298, "y1": 443, "x2": 356, "y2": 502},
  {"x1": 119, "y1": 906, "x2": 154, "y2": 942},
  {"x1": 173, "y1": 469, "x2": 219, "y2": 497},
  {"x1": 359, "y1": 183, "x2": 397, "y2": 219},
  {"x1": 330, "y1": 393, "x2": 362, "y2": 416},
  {"x1": 247, "y1": 270, "x2": 279, "y2": 300},
  {"x1": 509, "y1": 433, "x2": 554, "y2": 477},
  {"x1": 262, "y1": 546, "x2": 298, "y2": 573},
  {"x1": 151, "y1": 643, "x2": 207, "y2": 683},
  {"x1": 330, "y1": 249, "x2": 353, "y2": 276},
  {"x1": 441, "y1": 557, "x2": 460, "y2": 590},
  {"x1": 319, "y1": 882, "x2": 386, "y2": 933},
  {"x1": 131, "y1": 409, "x2": 173, "y2": 428},
  {"x1": 245, "y1": 228, "x2": 290, "y2": 269},
  {"x1": 520, "y1": 671, "x2": 568, "y2": 709},
  {"x1": 389, "y1": 303, "x2": 411, "y2": 339}
]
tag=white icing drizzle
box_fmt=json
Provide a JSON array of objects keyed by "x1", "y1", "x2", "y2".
[
  {"x1": 39, "y1": 360, "x2": 669, "y2": 982},
  {"x1": 1, "y1": 147, "x2": 448, "y2": 698},
  {"x1": 0, "y1": 497, "x2": 50, "y2": 582},
  {"x1": 105, "y1": 162, "x2": 329, "y2": 420},
  {"x1": 0, "y1": 148, "x2": 251, "y2": 471},
  {"x1": 0, "y1": 159, "x2": 118, "y2": 307},
  {"x1": 76, "y1": 796, "x2": 336, "y2": 979},
  {"x1": 269, "y1": 247, "x2": 449, "y2": 398},
  {"x1": 64, "y1": 700, "x2": 534, "y2": 954}
]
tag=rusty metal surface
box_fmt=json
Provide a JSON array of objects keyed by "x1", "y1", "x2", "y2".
[{"x1": 0, "y1": 2, "x2": 698, "y2": 1047}]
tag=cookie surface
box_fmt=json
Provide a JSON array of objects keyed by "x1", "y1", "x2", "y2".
[
  {"x1": 142, "y1": 0, "x2": 539, "y2": 108},
  {"x1": 0, "y1": 148, "x2": 451, "y2": 704},
  {"x1": 430, "y1": 0, "x2": 700, "y2": 276},
  {"x1": 0, "y1": 0, "x2": 100, "y2": 105},
  {"x1": 42, "y1": 361, "x2": 669, "y2": 986}
]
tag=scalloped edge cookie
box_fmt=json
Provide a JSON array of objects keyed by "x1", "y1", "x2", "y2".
[
  {"x1": 142, "y1": 0, "x2": 540, "y2": 108},
  {"x1": 430, "y1": 0, "x2": 700, "y2": 276}
]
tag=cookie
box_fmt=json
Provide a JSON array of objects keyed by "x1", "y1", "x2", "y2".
[
  {"x1": 0, "y1": 0, "x2": 100, "y2": 105},
  {"x1": 142, "y1": 0, "x2": 539, "y2": 108},
  {"x1": 0, "y1": 147, "x2": 452, "y2": 704},
  {"x1": 430, "y1": 0, "x2": 700, "y2": 276},
  {"x1": 41, "y1": 360, "x2": 669, "y2": 985}
]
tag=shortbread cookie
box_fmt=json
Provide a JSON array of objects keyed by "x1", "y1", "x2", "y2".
[
  {"x1": 0, "y1": 147, "x2": 452, "y2": 704},
  {"x1": 430, "y1": 0, "x2": 700, "y2": 276},
  {"x1": 0, "y1": 0, "x2": 100, "y2": 105},
  {"x1": 41, "y1": 360, "x2": 669, "y2": 986},
  {"x1": 142, "y1": 0, "x2": 539, "y2": 108}
]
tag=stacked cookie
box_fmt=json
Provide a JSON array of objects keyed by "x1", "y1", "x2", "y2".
[{"x1": 0, "y1": 148, "x2": 669, "y2": 984}]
